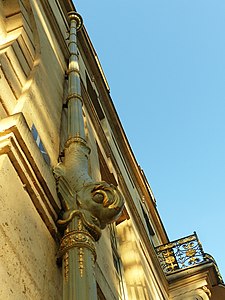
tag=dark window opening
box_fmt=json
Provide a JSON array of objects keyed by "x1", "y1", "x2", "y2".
[
  {"x1": 85, "y1": 72, "x2": 105, "y2": 120},
  {"x1": 111, "y1": 134, "x2": 134, "y2": 188},
  {"x1": 140, "y1": 205, "x2": 155, "y2": 236},
  {"x1": 97, "y1": 143, "x2": 118, "y2": 186},
  {"x1": 109, "y1": 224, "x2": 127, "y2": 300}
]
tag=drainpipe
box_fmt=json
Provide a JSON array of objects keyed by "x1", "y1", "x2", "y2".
[{"x1": 54, "y1": 12, "x2": 124, "y2": 300}]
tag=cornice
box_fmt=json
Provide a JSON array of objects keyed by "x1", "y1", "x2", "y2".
[
  {"x1": 166, "y1": 262, "x2": 225, "y2": 300},
  {"x1": 167, "y1": 262, "x2": 219, "y2": 287},
  {"x1": 58, "y1": 0, "x2": 74, "y2": 13}
]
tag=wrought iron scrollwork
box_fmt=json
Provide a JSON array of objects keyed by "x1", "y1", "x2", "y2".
[
  {"x1": 155, "y1": 232, "x2": 205, "y2": 274},
  {"x1": 156, "y1": 232, "x2": 225, "y2": 287}
]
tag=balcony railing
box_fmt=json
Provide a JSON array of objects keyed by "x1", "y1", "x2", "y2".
[{"x1": 155, "y1": 232, "x2": 224, "y2": 284}]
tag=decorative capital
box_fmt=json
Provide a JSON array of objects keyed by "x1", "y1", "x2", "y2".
[
  {"x1": 68, "y1": 11, "x2": 83, "y2": 31},
  {"x1": 58, "y1": 229, "x2": 96, "y2": 261}
]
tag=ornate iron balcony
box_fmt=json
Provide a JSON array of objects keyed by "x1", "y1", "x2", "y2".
[{"x1": 155, "y1": 232, "x2": 224, "y2": 284}]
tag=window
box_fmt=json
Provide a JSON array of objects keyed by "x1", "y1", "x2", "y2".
[
  {"x1": 111, "y1": 134, "x2": 134, "y2": 188},
  {"x1": 96, "y1": 143, "x2": 117, "y2": 186},
  {"x1": 31, "y1": 124, "x2": 50, "y2": 165},
  {"x1": 140, "y1": 204, "x2": 155, "y2": 237},
  {"x1": 109, "y1": 224, "x2": 127, "y2": 300},
  {"x1": 85, "y1": 72, "x2": 105, "y2": 120}
]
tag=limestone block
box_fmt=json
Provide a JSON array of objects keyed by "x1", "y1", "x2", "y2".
[{"x1": 0, "y1": 155, "x2": 62, "y2": 299}]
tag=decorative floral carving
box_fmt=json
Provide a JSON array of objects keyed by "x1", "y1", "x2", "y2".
[{"x1": 58, "y1": 230, "x2": 96, "y2": 261}]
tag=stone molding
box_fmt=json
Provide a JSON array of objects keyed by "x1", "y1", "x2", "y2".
[
  {"x1": 0, "y1": 0, "x2": 39, "y2": 106},
  {"x1": 171, "y1": 285, "x2": 211, "y2": 299},
  {"x1": 0, "y1": 113, "x2": 60, "y2": 238}
]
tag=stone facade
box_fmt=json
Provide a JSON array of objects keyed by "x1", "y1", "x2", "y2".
[{"x1": 0, "y1": 1, "x2": 224, "y2": 299}]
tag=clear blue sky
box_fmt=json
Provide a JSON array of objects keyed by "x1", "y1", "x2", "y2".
[{"x1": 74, "y1": 0, "x2": 225, "y2": 280}]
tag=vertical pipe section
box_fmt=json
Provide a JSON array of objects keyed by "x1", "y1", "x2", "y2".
[
  {"x1": 67, "y1": 12, "x2": 85, "y2": 141},
  {"x1": 60, "y1": 12, "x2": 98, "y2": 300},
  {"x1": 61, "y1": 217, "x2": 97, "y2": 300}
]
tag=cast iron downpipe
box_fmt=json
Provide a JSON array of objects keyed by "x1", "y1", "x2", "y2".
[{"x1": 54, "y1": 12, "x2": 124, "y2": 300}]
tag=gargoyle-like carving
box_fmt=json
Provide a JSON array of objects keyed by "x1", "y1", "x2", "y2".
[
  {"x1": 78, "y1": 182, "x2": 124, "y2": 228},
  {"x1": 54, "y1": 139, "x2": 124, "y2": 241},
  {"x1": 55, "y1": 176, "x2": 124, "y2": 241}
]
